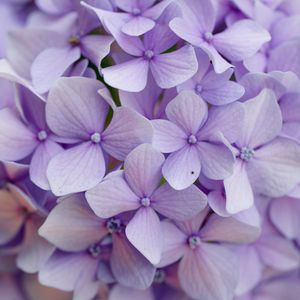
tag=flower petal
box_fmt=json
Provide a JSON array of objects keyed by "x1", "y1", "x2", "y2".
[
  {"x1": 151, "y1": 183, "x2": 207, "y2": 221},
  {"x1": 102, "y1": 107, "x2": 153, "y2": 161},
  {"x1": 39, "y1": 194, "x2": 106, "y2": 252},
  {"x1": 150, "y1": 46, "x2": 198, "y2": 89},
  {"x1": 85, "y1": 174, "x2": 140, "y2": 218},
  {"x1": 126, "y1": 207, "x2": 162, "y2": 265},
  {"x1": 47, "y1": 143, "x2": 105, "y2": 196},
  {"x1": 122, "y1": 16, "x2": 155, "y2": 36},
  {"x1": 162, "y1": 145, "x2": 201, "y2": 190},
  {"x1": 124, "y1": 143, "x2": 165, "y2": 198}
]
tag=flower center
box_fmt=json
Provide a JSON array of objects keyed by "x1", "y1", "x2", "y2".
[
  {"x1": 90, "y1": 132, "x2": 101, "y2": 144},
  {"x1": 144, "y1": 50, "x2": 154, "y2": 60},
  {"x1": 239, "y1": 147, "x2": 254, "y2": 161},
  {"x1": 132, "y1": 7, "x2": 141, "y2": 16},
  {"x1": 195, "y1": 84, "x2": 203, "y2": 95},
  {"x1": 37, "y1": 130, "x2": 47, "y2": 141},
  {"x1": 88, "y1": 243, "x2": 102, "y2": 258},
  {"x1": 154, "y1": 269, "x2": 166, "y2": 283},
  {"x1": 106, "y1": 218, "x2": 122, "y2": 234},
  {"x1": 203, "y1": 31, "x2": 213, "y2": 42},
  {"x1": 188, "y1": 235, "x2": 201, "y2": 249},
  {"x1": 68, "y1": 35, "x2": 80, "y2": 46},
  {"x1": 140, "y1": 197, "x2": 151, "y2": 207},
  {"x1": 188, "y1": 134, "x2": 197, "y2": 145}
]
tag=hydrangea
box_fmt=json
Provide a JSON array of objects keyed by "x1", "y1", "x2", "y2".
[{"x1": 0, "y1": 1, "x2": 300, "y2": 300}]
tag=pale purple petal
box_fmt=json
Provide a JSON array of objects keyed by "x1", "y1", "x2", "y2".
[
  {"x1": 151, "y1": 119, "x2": 187, "y2": 153},
  {"x1": 126, "y1": 207, "x2": 162, "y2": 264},
  {"x1": 85, "y1": 174, "x2": 140, "y2": 218},
  {"x1": 110, "y1": 285, "x2": 154, "y2": 300},
  {"x1": 0, "y1": 108, "x2": 38, "y2": 161},
  {"x1": 31, "y1": 46, "x2": 81, "y2": 94},
  {"x1": 102, "y1": 107, "x2": 153, "y2": 161},
  {"x1": 124, "y1": 144, "x2": 165, "y2": 198},
  {"x1": 162, "y1": 145, "x2": 201, "y2": 190},
  {"x1": 213, "y1": 20, "x2": 271, "y2": 61},
  {"x1": 151, "y1": 183, "x2": 207, "y2": 221},
  {"x1": 111, "y1": 234, "x2": 156, "y2": 289},
  {"x1": 47, "y1": 143, "x2": 105, "y2": 196},
  {"x1": 102, "y1": 58, "x2": 149, "y2": 92},
  {"x1": 46, "y1": 77, "x2": 108, "y2": 141},
  {"x1": 122, "y1": 16, "x2": 155, "y2": 36},
  {"x1": 165, "y1": 91, "x2": 208, "y2": 134},
  {"x1": 150, "y1": 46, "x2": 198, "y2": 89},
  {"x1": 179, "y1": 244, "x2": 238, "y2": 300}
]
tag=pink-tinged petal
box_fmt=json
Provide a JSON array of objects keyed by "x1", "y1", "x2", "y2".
[
  {"x1": 47, "y1": 143, "x2": 105, "y2": 196},
  {"x1": 200, "y1": 210, "x2": 261, "y2": 244},
  {"x1": 249, "y1": 137, "x2": 300, "y2": 197},
  {"x1": 197, "y1": 142, "x2": 234, "y2": 180},
  {"x1": 85, "y1": 174, "x2": 140, "y2": 218},
  {"x1": 0, "y1": 108, "x2": 38, "y2": 161},
  {"x1": 151, "y1": 119, "x2": 187, "y2": 153},
  {"x1": 237, "y1": 89, "x2": 282, "y2": 149},
  {"x1": 7, "y1": 29, "x2": 66, "y2": 79},
  {"x1": 80, "y1": 35, "x2": 114, "y2": 69},
  {"x1": 111, "y1": 234, "x2": 156, "y2": 289},
  {"x1": 270, "y1": 197, "x2": 300, "y2": 240},
  {"x1": 163, "y1": 145, "x2": 201, "y2": 190},
  {"x1": 39, "y1": 194, "x2": 106, "y2": 252},
  {"x1": 29, "y1": 140, "x2": 63, "y2": 190},
  {"x1": 157, "y1": 220, "x2": 186, "y2": 268},
  {"x1": 31, "y1": 46, "x2": 81, "y2": 94},
  {"x1": 124, "y1": 144, "x2": 165, "y2": 198},
  {"x1": 268, "y1": 39, "x2": 300, "y2": 78},
  {"x1": 199, "y1": 102, "x2": 245, "y2": 143},
  {"x1": 46, "y1": 77, "x2": 108, "y2": 141},
  {"x1": 235, "y1": 246, "x2": 262, "y2": 296},
  {"x1": 17, "y1": 218, "x2": 55, "y2": 273},
  {"x1": 102, "y1": 107, "x2": 153, "y2": 161},
  {"x1": 0, "y1": 188, "x2": 26, "y2": 244},
  {"x1": 122, "y1": 16, "x2": 155, "y2": 36},
  {"x1": 166, "y1": 91, "x2": 208, "y2": 134},
  {"x1": 213, "y1": 20, "x2": 271, "y2": 61},
  {"x1": 152, "y1": 183, "x2": 207, "y2": 221},
  {"x1": 179, "y1": 244, "x2": 238, "y2": 300},
  {"x1": 224, "y1": 160, "x2": 254, "y2": 214},
  {"x1": 126, "y1": 207, "x2": 162, "y2": 264},
  {"x1": 23, "y1": 273, "x2": 73, "y2": 300},
  {"x1": 73, "y1": 282, "x2": 99, "y2": 300},
  {"x1": 0, "y1": 59, "x2": 45, "y2": 101},
  {"x1": 39, "y1": 251, "x2": 97, "y2": 291},
  {"x1": 200, "y1": 43, "x2": 234, "y2": 74},
  {"x1": 102, "y1": 58, "x2": 149, "y2": 92},
  {"x1": 256, "y1": 235, "x2": 300, "y2": 271},
  {"x1": 150, "y1": 46, "x2": 198, "y2": 89},
  {"x1": 110, "y1": 285, "x2": 154, "y2": 300}
]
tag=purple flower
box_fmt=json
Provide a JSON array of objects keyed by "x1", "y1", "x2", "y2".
[
  {"x1": 178, "y1": 49, "x2": 245, "y2": 106},
  {"x1": 85, "y1": 144, "x2": 207, "y2": 264},
  {"x1": 84, "y1": 2, "x2": 198, "y2": 92},
  {"x1": 0, "y1": 87, "x2": 63, "y2": 190},
  {"x1": 224, "y1": 89, "x2": 300, "y2": 213},
  {"x1": 158, "y1": 209, "x2": 260, "y2": 300},
  {"x1": 39, "y1": 194, "x2": 156, "y2": 292},
  {"x1": 7, "y1": 11, "x2": 114, "y2": 93},
  {"x1": 152, "y1": 90, "x2": 244, "y2": 190},
  {"x1": 45, "y1": 77, "x2": 153, "y2": 196},
  {"x1": 169, "y1": 0, "x2": 271, "y2": 73}
]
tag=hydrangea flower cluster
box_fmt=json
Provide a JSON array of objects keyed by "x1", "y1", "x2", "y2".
[{"x1": 1, "y1": 0, "x2": 300, "y2": 300}]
